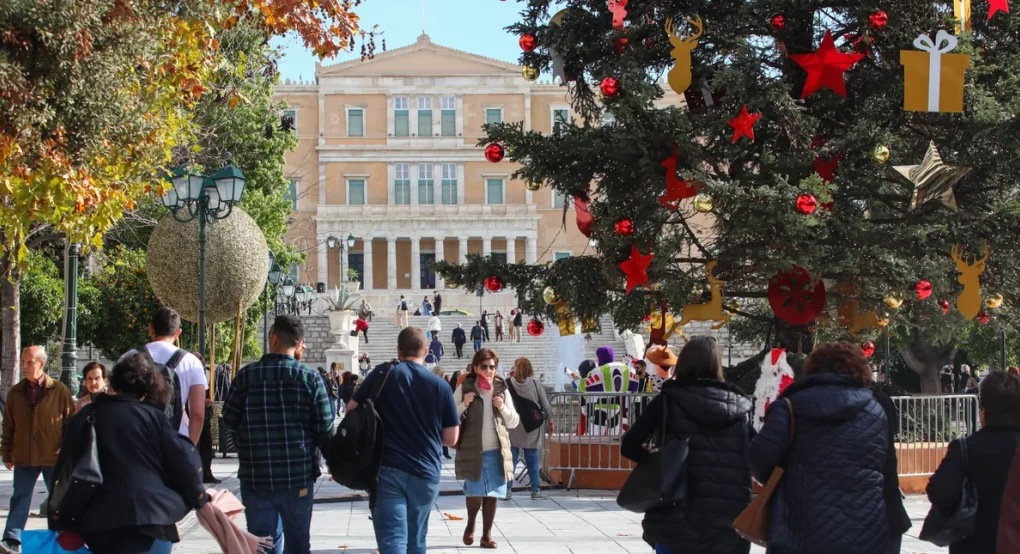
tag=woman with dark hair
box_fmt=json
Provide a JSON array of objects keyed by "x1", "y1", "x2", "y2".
[
  {"x1": 54, "y1": 353, "x2": 207, "y2": 554},
  {"x1": 75, "y1": 361, "x2": 108, "y2": 411},
  {"x1": 750, "y1": 341, "x2": 892, "y2": 554},
  {"x1": 621, "y1": 336, "x2": 753, "y2": 554},
  {"x1": 927, "y1": 370, "x2": 1020, "y2": 554}
]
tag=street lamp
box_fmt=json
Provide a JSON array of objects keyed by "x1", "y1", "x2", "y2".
[
  {"x1": 161, "y1": 155, "x2": 246, "y2": 359},
  {"x1": 263, "y1": 251, "x2": 278, "y2": 354},
  {"x1": 327, "y1": 234, "x2": 357, "y2": 284},
  {"x1": 281, "y1": 276, "x2": 296, "y2": 314}
]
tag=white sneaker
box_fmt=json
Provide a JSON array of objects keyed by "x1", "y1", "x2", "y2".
[{"x1": 531, "y1": 491, "x2": 548, "y2": 500}]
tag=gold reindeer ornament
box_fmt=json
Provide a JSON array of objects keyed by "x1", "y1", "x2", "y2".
[
  {"x1": 668, "y1": 261, "x2": 731, "y2": 339},
  {"x1": 834, "y1": 283, "x2": 884, "y2": 337},
  {"x1": 952, "y1": 242, "x2": 989, "y2": 320},
  {"x1": 664, "y1": 16, "x2": 703, "y2": 95}
]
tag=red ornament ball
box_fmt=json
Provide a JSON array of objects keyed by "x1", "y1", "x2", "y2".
[
  {"x1": 644, "y1": 37, "x2": 654, "y2": 48},
  {"x1": 915, "y1": 279, "x2": 933, "y2": 300},
  {"x1": 484, "y1": 143, "x2": 505, "y2": 163},
  {"x1": 939, "y1": 299, "x2": 951, "y2": 315},
  {"x1": 564, "y1": 63, "x2": 580, "y2": 82},
  {"x1": 519, "y1": 33, "x2": 538, "y2": 52},
  {"x1": 978, "y1": 310, "x2": 991, "y2": 325},
  {"x1": 527, "y1": 318, "x2": 545, "y2": 337},
  {"x1": 615, "y1": 218, "x2": 635, "y2": 236},
  {"x1": 642, "y1": 314, "x2": 652, "y2": 322},
  {"x1": 613, "y1": 37, "x2": 629, "y2": 54},
  {"x1": 484, "y1": 275, "x2": 504, "y2": 293},
  {"x1": 868, "y1": 10, "x2": 888, "y2": 30},
  {"x1": 770, "y1": 14, "x2": 786, "y2": 31},
  {"x1": 795, "y1": 193, "x2": 818, "y2": 215},
  {"x1": 861, "y1": 341, "x2": 876, "y2": 358},
  {"x1": 601, "y1": 77, "x2": 621, "y2": 98}
]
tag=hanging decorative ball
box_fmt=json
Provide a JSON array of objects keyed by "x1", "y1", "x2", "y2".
[
  {"x1": 521, "y1": 65, "x2": 540, "y2": 81},
  {"x1": 795, "y1": 193, "x2": 818, "y2": 215},
  {"x1": 519, "y1": 32, "x2": 538, "y2": 52},
  {"x1": 861, "y1": 341, "x2": 876, "y2": 358},
  {"x1": 872, "y1": 145, "x2": 891, "y2": 164},
  {"x1": 985, "y1": 294, "x2": 1005, "y2": 309},
  {"x1": 484, "y1": 143, "x2": 505, "y2": 163},
  {"x1": 876, "y1": 316, "x2": 890, "y2": 327},
  {"x1": 613, "y1": 37, "x2": 629, "y2": 54},
  {"x1": 542, "y1": 286, "x2": 560, "y2": 305},
  {"x1": 614, "y1": 218, "x2": 635, "y2": 237},
  {"x1": 978, "y1": 311, "x2": 991, "y2": 325},
  {"x1": 770, "y1": 14, "x2": 787, "y2": 31},
  {"x1": 564, "y1": 63, "x2": 580, "y2": 82},
  {"x1": 868, "y1": 10, "x2": 888, "y2": 31},
  {"x1": 724, "y1": 299, "x2": 742, "y2": 313},
  {"x1": 484, "y1": 275, "x2": 504, "y2": 293},
  {"x1": 884, "y1": 292, "x2": 905, "y2": 309},
  {"x1": 527, "y1": 318, "x2": 545, "y2": 337},
  {"x1": 693, "y1": 193, "x2": 714, "y2": 213},
  {"x1": 939, "y1": 299, "x2": 951, "y2": 315},
  {"x1": 601, "y1": 77, "x2": 621, "y2": 97},
  {"x1": 915, "y1": 280, "x2": 933, "y2": 300},
  {"x1": 525, "y1": 180, "x2": 541, "y2": 192}
]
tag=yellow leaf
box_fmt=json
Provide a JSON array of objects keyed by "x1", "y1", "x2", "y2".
[{"x1": 228, "y1": 95, "x2": 239, "y2": 108}]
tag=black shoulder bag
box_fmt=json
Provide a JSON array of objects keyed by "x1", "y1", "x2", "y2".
[
  {"x1": 48, "y1": 405, "x2": 103, "y2": 529},
  {"x1": 616, "y1": 398, "x2": 689, "y2": 513},
  {"x1": 506, "y1": 380, "x2": 548, "y2": 433},
  {"x1": 920, "y1": 436, "x2": 979, "y2": 546}
]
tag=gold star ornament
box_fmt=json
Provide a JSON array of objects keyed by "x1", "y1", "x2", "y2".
[{"x1": 895, "y1": 141, "x2": 970, "y2": 211}]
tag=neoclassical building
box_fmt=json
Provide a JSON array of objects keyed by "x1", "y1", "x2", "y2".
[{"x1": 275, "y1": 33, "x2": 682, "y2": 307}]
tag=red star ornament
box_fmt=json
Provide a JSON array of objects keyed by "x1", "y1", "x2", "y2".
[
  {"x1": 728, "y1": 105, "x2": 761, "y2": 143},
  {"x1": 790, "y1": 30, "x2": 865, "y2": 98},
  {"x1": 618, "y1": 245, "x2": 654, "y2": 294},
  {"x1": 989, "y1": 0, "x2": 1009, "y2": 19}
]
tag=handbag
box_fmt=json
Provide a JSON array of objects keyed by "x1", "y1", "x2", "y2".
[
  {"x1": 616, "y1": 398, "x2": 690, "y2": 513},
  {"x1": 732, "y1": 397, "x2": 795, "y2": 546},
  {"x1": 919, "y1": 436, "x2": 979, "y2": 546},
  {"x1": 48, "y1": 405, "x2": 103, "y2": 529},
  {"x1": 506, "y1": 380, "x2": 548, "y2": 433}
]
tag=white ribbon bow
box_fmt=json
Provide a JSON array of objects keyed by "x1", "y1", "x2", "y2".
[{"x1": 913, "y1": 30, "x2": 958, "y2": 112}]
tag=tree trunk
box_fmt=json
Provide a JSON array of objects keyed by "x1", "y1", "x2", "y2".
[
  {"x1": 1, "y1": 255, "x2": 20, "y2": 394},
  {"x1": 900, "y1": 328, "x2": 956, "y2": 394}
]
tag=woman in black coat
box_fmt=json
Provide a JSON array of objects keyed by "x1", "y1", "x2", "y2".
[
  {"x1": 926, "y1": 370, "x2": 1020, "y2": 554},
  {"x1": 750, "y1": 342, "x2": 890, "y2": 554},
  {"x1": 52, "y1": 353, "x2": 207, "y2": 554},
  {"x1": 621, "y1": 336, "x2": 753, "y2": 554}
]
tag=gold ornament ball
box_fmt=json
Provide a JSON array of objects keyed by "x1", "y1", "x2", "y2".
[
  {"x1": 872, "y1": 145, "x2": 891, "y2": 164},
  {"x1": 525, "y1": 180, "x2": 541, "y2": 192},
  {"x1": 883, "y1": 292, "x2": 904, "y2": 309},
  {"x1": 877, "y1": 316, "x2": 890, "y2": 327},
  {"x1": 985, "y1": 294, "x2": 1005, "y2": 309},
  {"x1": 542, "y1": 286, "x2": 560, "y2": 305},
  {"x1": 724, "y1": 299, "x2": 741, "y2": 313},
  {"x1": 693, "y1": 193, "x2": 713, "y2": 213},
  {"x1": 522, "y1": 65, "x2": 540, "y2": 81}
]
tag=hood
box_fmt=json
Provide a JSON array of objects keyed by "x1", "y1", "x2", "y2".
[
  {"x1": 596, "y1": 346, "x2": 615, "y2": 366},
  {"x1": 781, "y1": 373, "x2": 875, "y2": 422},
  {"x1": 663, "y1": 379, "x2": 753, "y2": 429},
  {"x1": 578, "y1": 359, "x2": 597, "y2": 379}
]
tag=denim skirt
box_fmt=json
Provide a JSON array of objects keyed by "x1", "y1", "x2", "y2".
[{"x1": 462, "y1": 450, "x2": 507, "y2": 498}]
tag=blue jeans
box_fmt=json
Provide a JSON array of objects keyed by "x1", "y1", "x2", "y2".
[
  {"x1": 240, "y1": 485, "x2": 315, "y2": 554},
  {"x1": 3, "y1": 466, "x2": 53, "y2": 544},
  {"x1": 148, "y1": 539, "x2": 173, "y2": 554},
  {"x1": 373, "y1": 466, "x2": 440, "y2": 554},
  {"x1": 473, "y1": 339, "x2": 482, "y2": 352},
  {"x1": 508, "y1": 447, "x2": 541, "y2": 493}
]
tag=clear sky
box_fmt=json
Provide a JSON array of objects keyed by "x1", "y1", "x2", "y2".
[{"x1": 273, "y1": 0, "x2": 538, "y2": 83}]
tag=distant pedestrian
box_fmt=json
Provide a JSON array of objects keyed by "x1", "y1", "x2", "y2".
[
  {"x1": 512, "y1": 310, "x2": 523, "y2": 342},
  {"x1": 359, "y1": 299, "x2": 374, "y2": 322},
  {"x1": 430, "y1": 335, "x2": 446, "y2": 364},
  {"x1": 433, "y1": 291, "x2": 443, "y2": 315},
  {"x1": 427, "y1": 314, "x2": 442, "y2": 340},
  {"x1": 358, "y1": 354, "x2": 372, "y2": 377},
  {"x1": 471, "y1": 321, "x2": 485, "y2": 353},
  {"x1": 319, "y1": 367, "x2": 338, "y2": 420},
  {"x1": 452, "y1": 323, "x2": 467, "y2": 359},
  {"x1": 331, "y1": 364, "x2": 343, "y2": 414},
  {"x1": 507, "y1": 310, "x2": 517, "y2": 342},
  {"x1": 506, "y1": 358, "x2": 551, "y2": 500},
  {"x1": 349, "y1": 327, "x2": 459, "y2": 554},
  {"x1": 422, "y1": 296, "x2": 433, "y2": 316},
  {"x1": 1, "y1": 346, "x2": 74, "y2": 552},
  {"x1": 356, "y1": 316, "x2": 370, "y2": 343},
  {"x1": 480, "y1": 311, "x2": 490, "y2": 342},
  {"x1": 396, "y1": 295, "x2": 409, "y2": 328},
  {"x1": 494, "y1": 311, "x2": 505, "y2": 342},
  {"x1": 222, "y1": 315, "x2": 334, "y2": 554},
  {"x1": 75, "y1": 360, "x2": 108, "y2": 412}
]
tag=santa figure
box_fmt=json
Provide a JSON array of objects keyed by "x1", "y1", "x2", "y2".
[{"x1": 753, "y1": 348, "x2": 796, "y2": 431}]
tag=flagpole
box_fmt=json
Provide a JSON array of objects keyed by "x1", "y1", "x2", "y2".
[{"x1": 421, "y1": 0, "x2": 426, "y2": 33}]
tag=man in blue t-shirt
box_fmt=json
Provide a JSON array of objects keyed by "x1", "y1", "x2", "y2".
[{"x1": 349, "y1": 327, "x2": 459, "y2": 554}]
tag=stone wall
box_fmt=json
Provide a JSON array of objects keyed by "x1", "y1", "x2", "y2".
[{"x1": 300, "y1": 317, "x2": 332, "y2": 364}]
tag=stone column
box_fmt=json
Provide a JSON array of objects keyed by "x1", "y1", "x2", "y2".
[
  {"x1": 482, "y1": 236, "x2": 492, "y2": 257},
  {"x1": 459, "y1": 237, "x2": 468, "y2": 264},
  {"x1": 410, "y1": 236, "x2": 421, "y2": 290},
  {"x1": 526, "y1": 236, "x2": 538, "y2": 264},
  {"x1": 506, "y1": 237, "x2": 517, "y2": 264},
  {"x1": 362, "y1": 237, "x2": 373, "y2": 291},
  {"x1": 317, "y1": 234, "x2": 328, "y2": 287},
  {"x1": 387, "y1": 238, "x2": 397, "y2": 290},
  {"x1": 434, "y1": 238, "x2": 446, "y2": 289}
]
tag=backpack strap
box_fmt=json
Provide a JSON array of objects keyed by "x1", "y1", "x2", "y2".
[
  {"x1": 134, "y1": 344, "x2": 155, "y2": 364},
  {"x1": 164, "y1": 349, "x2": 187, "y2": 371},
  {"x1": 367, "y1": 362, "x2": 395, "y2": 403}
]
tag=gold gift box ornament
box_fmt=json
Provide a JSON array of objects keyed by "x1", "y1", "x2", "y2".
[{"x1": 901, "y1": 30, "x2": 970, "y2": 113}]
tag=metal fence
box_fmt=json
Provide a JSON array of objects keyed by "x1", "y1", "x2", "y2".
[{"x1": 892, "y1": 394, "x2": 980, "y2": 476}]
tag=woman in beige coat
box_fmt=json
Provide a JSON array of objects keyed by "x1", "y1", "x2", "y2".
[{"x1": 505, "y1": 358, "x2": 552, "y2": 500}]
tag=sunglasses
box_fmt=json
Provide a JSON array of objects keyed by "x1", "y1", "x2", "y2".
[{"x1": 478, "y1": 364, "x2": 497, "y2": 370}]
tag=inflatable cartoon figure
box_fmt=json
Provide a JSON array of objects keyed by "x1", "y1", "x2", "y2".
[{"x1": 578, "y1": 346, "x2": 639, "y2": 435}]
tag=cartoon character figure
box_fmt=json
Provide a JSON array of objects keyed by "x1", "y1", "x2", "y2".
[
  {"x1": 608, "y1": 0, "x2": 628, "y2": 30},
  {"x1": 753, "y1": 348, "x2": 796, "y2": 431},
  {"x1": 659, "y1": 146, "x2": 700, "y2": 208},
  {"x1": 578, "y1": 346, "x2": 639, "y2": 435}
]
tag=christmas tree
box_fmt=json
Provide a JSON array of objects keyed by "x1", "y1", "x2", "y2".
[{"x1": 436, "y1": 0, "x2": 1020, "y2": 392}]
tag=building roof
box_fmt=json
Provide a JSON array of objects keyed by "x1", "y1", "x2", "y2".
[{"x1": 316, "y1": 33, "x2": 522, "y2": 77}]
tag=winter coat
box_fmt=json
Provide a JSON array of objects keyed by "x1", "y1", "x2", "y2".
[
  {"x1": 1, "y1": 376, "x2": 75, "y2": 468},
  {"x1": 621, "y1": 378, "x2": 753, "y2": 554},
  {"x1": 927, "y1": 425, "x2": 1020, "y2": 554},
  {"x1": 429, "y1": 339, "x2": 445, "y2": 361},
  {"x1": 873, "y1": 390, "x2": 912, "y2": 538},
  {"x1": 470, "y1": 325, "x2": 484, "y2": 341},
  {"x1": 998, "y1": 445, "x2": 1020, "y2": 554},
  {"x1": 749, "y1": 373, "x2": 889, "y2": 554},
  {"x1": 454, "y1": 374, "x2": 519, "y2": 481},
  {"x1": 507, "y1": 377, "x2": 552, "y2": 450},
  {"x1": 452, "y1": 327, "x2": 466, "y2": 345}
]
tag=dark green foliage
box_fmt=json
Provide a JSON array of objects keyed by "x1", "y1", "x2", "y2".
[{"x1": 19, "y1": 251, "x2": 64, "y2": 347}]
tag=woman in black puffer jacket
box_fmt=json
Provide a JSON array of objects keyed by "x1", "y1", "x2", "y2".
[
  {"x1": 750, "y1": 341, "x2": 890, "y2": 554},
  {"x1": 621, "y1": 336, "x2": 754, "y2": 554}
]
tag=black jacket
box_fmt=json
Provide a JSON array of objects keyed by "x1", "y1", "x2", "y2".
[
  {"x1": 750, "y1": 373, "x2": 889, "y2": 554},
  {"x1": 513, "y1": 313, "x2": 522, "y2": 326},
  {"x1": 873, "y1": 390, "x2": 911, "y2": 537},
  {"x1": 452, "y1": 327, "x2": 466, "y2": 345},
  {"x1": 621, "y1": 379, "x2": 753, "y2": 554},
  {"x1": 55, "y1": 394, "x2": 206, "y2": 535},
  {"x1": 927, "y1": 425, "x2": 1020, "y2": 554},
  {"x1": 470, "y1": 325, "x2": 484, "y2": 341}
]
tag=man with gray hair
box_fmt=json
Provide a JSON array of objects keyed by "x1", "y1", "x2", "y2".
[{"x1": 1, "y1": 346, "x2": 74, "y2": 552}]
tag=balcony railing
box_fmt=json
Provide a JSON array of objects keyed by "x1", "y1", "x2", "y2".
[{"x1": 316, "y1": 203, "x2": 539, "y2": 219}]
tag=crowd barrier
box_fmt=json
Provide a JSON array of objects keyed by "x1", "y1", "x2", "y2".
[{"x1": 541, "y1": 391, "x2": 980, "y2": 490}]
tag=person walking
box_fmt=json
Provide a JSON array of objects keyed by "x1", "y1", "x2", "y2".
[
  {"x1": 56, "y1": 352, "x2": 209, "y2": 554},
  {"x1": 505, "y1": 358, "x2": 552, "y2": 500},
  {"x1": 360, "y1": 298, "x2": 374, "y2": 322},
  {"x1": 750, "y1": 341, "x2": 890, "y2": 554},
  {"x1": 494, "y1": 311, "x2": 505, "y2": 342},
  {"x1": 427, "y1": 314, "x2": 442, "y2": 341},
  {"x1": 356, "y1": 316, "x2": 370, "y2": 344},
  {"x1": 433, "y1": 291, "x2": 443, "y2": 315},
  {"x1": 452, "y1": 323, "x2": 467, "y2": 359},
  {"x1": 358, "y1": 354, "x2": 372, "y2": 377},
  {"x1": 396, "y1": 295, "x2": 409, "y2": 328},
  {"x1": 480, "y1": 311, "x2": 490, "y2": 342},
  {"x1": 222, "y1": 315, "x2": 334, "y2": 554},
  {"x1": 191, "y1": 351, "x2": 220, "y2": 485},
  {"x1": 621, "y1": 336, "x2": 752, "y2": 554},
  {"x1": 319, "y1": 367, "x2": 339, "y2": 421},
  {"x1": 75, "y1": 360, "x2": 108, "y2": 412},
  {"x1": 330, "y1": 364, "x2": 343, "y2": 415},
  {"x1": 470, "y1": 321, "x2": 485, "y2": 353},
  {"x1": 348, "y1": 327, "x2": 460, "y2": 554},
  {"x1": 454, "y1": 348, "x2": 520, "y2": 549},
  {"x1": 429, "y1": 335, "x2": 446, "y2": 365},
  {"x1": 507, "y1": 310, "x2": 517, "y2": 342},
  {"x1": 339, "y1": 372, "x2": 357, "y2": 412},
  {"x1": 0, "y1": 346, "x2": 75, "y2": 552},
  {"x1": 512, "y1": 310, "x2": 523, "y2": 343},
  {"x1": 926, "y1": 370, "x2": 1020, "y2": 554},
  {"x1": 443, "y1": 370, "x2": 462, "y2": 461},
  {"x1": 422, "y1": 296, "x2": 433, "y2": 316}
]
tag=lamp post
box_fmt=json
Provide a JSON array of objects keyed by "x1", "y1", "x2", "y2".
[
  {"x1": 281, "y1": 276, "x2": 296, "y2": 315},
  {"x1": 327, "y1": 234, "x2": 356, "y2": 285},
  {"x1": 59, "y1": 242, "x2": 81, "y2": 396},
  {"x1": 161, "y1": 155, "x2": 246, "y2": 359},
  {"x1": 264, "y1": 251, "x2": 281, "y2": 354}
]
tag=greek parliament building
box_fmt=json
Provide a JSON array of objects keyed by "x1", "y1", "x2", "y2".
[{"x1": 275, "y1": 33, "x2": 684, "y2": 310}]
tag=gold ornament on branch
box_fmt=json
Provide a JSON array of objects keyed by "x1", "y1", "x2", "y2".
[
  {"x1": 693, "y1": 192, "x2": 713, "y2": 213},
  {"x1": 522, "y1": 65, "x2": 540, "y2": 81},
  {"x1": 985, "y1": 293, "x2": 1004, "y2": 309},
  {"x1": 525, "y1": 180, "x2": 541, "y2": 192},
  {"x1": 884, "y1": 292, "x2": 905, "y2": 309},
  {"x1": 835, "y1": 283, "x2": 885, "y2": 337},
  {"x1": 542, "y1": 286, "x2": 560, "y2": 305},
  {"x1": 872, "y1": 145, "x2": 890, "y2": 164}
]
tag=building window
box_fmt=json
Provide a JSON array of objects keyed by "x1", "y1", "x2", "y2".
[
  {"x1": 485, "y1": 178, "x2": 504, "y2": 205},
  {"x1": 552, "y1": 189, "x2": 567, "y2": 209},
  {"x1": 602, "y1": 111, "x2": 616, "y2": 126},
  {"x1": 282, "y1": 109, "x2": 297, "y2": 134},
  {"x1": 554, "y1": 252, "x2": 571, "y2": 261},
  {"x1": 418, "y1": 163, "x2": 434, "y2": 205},
  {"x1": 347, "y1": 179, "x2": 366, "y2": 205},
  {"x1": 485, "y1": 108, "x2": 503, "y2": 125},
  {"x1": 285, "y1": 180, "x2": 298, "y2": 210},
  {"x1": 441, "y1": 163, "x2": 457, "y2": 205},
  {"x1": 394, "y1": 164, "x2": 410, "y2": 205},
  {"x1": 417, "y1": 97, "x2": 433, "y2": 136},
  {"x1": 394, "y1": 97, "x2": 409, "y2": 137},
  {"x1": 552, "y1": 109, "x2": 569, "y2": 134},
  {"x1": 441, "y1": 96, "x2": 456, "y2": 137},
  {"x1": 347, "y1": 108, "x2": 364, "y2": 137}
]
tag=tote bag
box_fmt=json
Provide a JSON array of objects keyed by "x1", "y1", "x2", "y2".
[
  {"x1": 732, "y1": 397, "x2": 795, "y2": 546},
  {"x1": 616, "y1": 399, "x2": 689, "y2": 513},
  {"x1": 48, "y1": 406, "x2": 103, "y2": 529}
]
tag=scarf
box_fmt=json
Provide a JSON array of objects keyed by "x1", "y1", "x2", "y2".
[{"x1": 196, "y1": 489, "x2": 273, "y2": 554}]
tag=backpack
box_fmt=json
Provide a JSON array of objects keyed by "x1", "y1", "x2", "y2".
[
  {"x1": 136, "y1": 345, "x2": 187, "y2": 431},
  {"x1": 507, "y1": 379, "x2": 548, "y2": 433},
  {"x1": 326, "y1": 361, "x2": 395, "y2": 492},
  {"x1": 400, "y1": 300, "x2": 408, "y2": 311}
]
